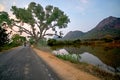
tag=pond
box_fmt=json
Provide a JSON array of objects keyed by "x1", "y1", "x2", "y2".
[{"x1": 51, "y1": 45, "x2": 120, "y2": 74}]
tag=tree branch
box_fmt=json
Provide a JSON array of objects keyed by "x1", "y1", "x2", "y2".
[{"x1": 13, "y1": 24, "x2": 33, "y2": 36}]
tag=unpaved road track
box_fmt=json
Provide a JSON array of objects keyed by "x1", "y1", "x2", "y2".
[{"x1": 0, "y1": 46, "x2": 60, "y2": 80}]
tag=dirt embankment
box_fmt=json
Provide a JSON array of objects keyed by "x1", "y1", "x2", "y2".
[{"x1": 33, "y1": 48, "x2": 101, "y2": 80}]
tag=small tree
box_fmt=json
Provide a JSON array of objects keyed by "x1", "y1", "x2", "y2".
[
  {"x1": 0, "y1": 26, "x2": 9, "y2": 47},
  {"x1": 29, "y1": 37, "x2": 35, "y2": 45},
  {"x1": 11, "y1": 34, "x2": 26, "y2": 46},
  {"x1": 10, "y1": 2, "x2": 70, "y2": 44},
  {"x1": 0, "y1": 11, "x2": 11, "y2": 49},
  {"x1": 47, "y1": 39, "x2": 57, "y2": 46}
]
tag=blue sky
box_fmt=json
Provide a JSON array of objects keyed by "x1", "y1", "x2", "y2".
[{"x1": 0, "y1": 0, "x2": 120, "y2": 35}]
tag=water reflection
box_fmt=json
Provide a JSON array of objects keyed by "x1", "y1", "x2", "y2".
[
  {"x1": 80, "y1": 52, "x2": 115, "y2": 73},
  {"x1": 51, "y1": 45, "x2": 120, "y2": 73}
]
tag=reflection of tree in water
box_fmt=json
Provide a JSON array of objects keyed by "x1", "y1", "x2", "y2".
[{"x1": 102, "y1": 48, "x2": 120, "y2": 73}]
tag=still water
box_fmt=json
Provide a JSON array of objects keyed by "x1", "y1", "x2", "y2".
[{"x1": 51, "y1": 45, "x2": 120, "y2": 74}]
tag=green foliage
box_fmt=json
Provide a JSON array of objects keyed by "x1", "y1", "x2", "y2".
[
  {"x1": 11, "y1": 34, "x2": 26, "y2": 45},
  {"x1": 47, "y1": 39, "x2": 81, "y2": 46},
  {"x1": 47, "y1": 39, "x2": 57, "y2": 46},
  {"x1": 0, "y1": 11, "x2": 11, "y2": 51},
  {"x1": 0, "y1": 11, "x2": 11, "y2": 25},
  {"x1": 0, "y1": 26, "x2": 9, "y2": 51},
  {"x1": 73, "y1": 39, "x2": 81, "y2": 43},
  {"x1": 29, "y1": 37, "x2": 35, "y2": 44},
  {"x1": 37, "y1": 39, "x2": 47, "y2": 47},
  {"x1": 56, "y1": 54, "x2": 79, "y2": 63},
  {"x1": 0, "y1": 12, "x2": 10, "y2": 47},
  {"x1": 11, "y1": 6, "x2": 34, "y2": 24}
]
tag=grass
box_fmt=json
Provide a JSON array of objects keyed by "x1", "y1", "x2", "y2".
[
  {"x1": 56, "y1": 54, "x2": 80, "y2": 63},
  {"x1": 0, "y1": 45, "x2": 15, "y2": 52}
]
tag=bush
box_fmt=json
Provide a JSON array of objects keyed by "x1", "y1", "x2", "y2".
[
  {"x1": 73, "y1": 39, "x2": 81, "y2": 44},
  {"x1": 37, "y1": 39, "x2": 47, "y2": 47},
  {"x1": 102, "y1": 38, "x2": 113, "y2": 43},
  {"x1": 29, "y1": 38, "x2": 35, "y2": 44},
  {"x1": 0, "y1": 42, "x2": 21, "y2": 51},
  {"x1": 47, "y1": 39, "x2": 57, "y2": 46}
]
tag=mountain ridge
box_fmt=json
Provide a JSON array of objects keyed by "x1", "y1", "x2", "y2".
[{"x1": 62, "y1": 16, "x2": 120, "y2": 40}]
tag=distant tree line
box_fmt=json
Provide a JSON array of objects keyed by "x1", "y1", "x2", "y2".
[
  {"x1": 47, "y1": 39, "x2": 81, "y2": 46},
  {"x1": 47, "y1": 36, "x2": 120, "y2": 46}
]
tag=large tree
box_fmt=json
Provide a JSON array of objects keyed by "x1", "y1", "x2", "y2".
[{"x1": 10, "y1": 2, "x2": 70, "y2": 44}]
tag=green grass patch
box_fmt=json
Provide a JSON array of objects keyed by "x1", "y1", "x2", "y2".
[{"x1": 56, "y1": 54, "x2": 80, "y2": 63}]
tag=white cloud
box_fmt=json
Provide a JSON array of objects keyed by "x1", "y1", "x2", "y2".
[{"x1": 0, "y1": 4, "x2": 5, "y2": 11}]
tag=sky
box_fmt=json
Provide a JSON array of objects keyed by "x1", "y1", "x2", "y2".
[{"x1": 0, "y1": 0, "x2": 120, "y2": 36}]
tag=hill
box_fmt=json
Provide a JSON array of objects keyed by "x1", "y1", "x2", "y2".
[
  {"x1": 82, "y1": 16, "x2": 120, "y2": 39},
  {"x1": 62, "y1": 30, "x2": 84, "y2": 40},
  {"x1": 63, "y1": 16, "x2": 120, "y2": 40}
]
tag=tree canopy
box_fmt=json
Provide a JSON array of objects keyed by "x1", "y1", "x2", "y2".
[
  {"x1": 0, "y1": 11, "x2": 11, "y2": 28},
  {"x1": 10, "y1": 2, "x2": 70, "y2": 44}
]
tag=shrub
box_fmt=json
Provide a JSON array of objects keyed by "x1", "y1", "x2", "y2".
[{"x1": 47, "y1": 39, "x2": 57, "y2": 46}]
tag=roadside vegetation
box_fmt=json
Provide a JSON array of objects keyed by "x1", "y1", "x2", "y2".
[{"x1": 0, "y1": 33, "x2": 26, "y2": 52}]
